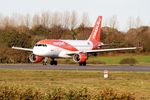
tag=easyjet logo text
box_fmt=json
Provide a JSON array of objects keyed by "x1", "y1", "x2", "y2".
[
  {"x1": 92, "y1": 17, "x2": 101, "y2": 39},
  {"x1": 52, "y1": 42, "x2": 65, "y2": 46}
]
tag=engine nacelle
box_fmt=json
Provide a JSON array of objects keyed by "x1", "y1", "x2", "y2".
[
  {"x1": 73, "y1": 53, "x2": 87, "y2": 63},
  {"x1": 29, "y1": 53, "x2": 43, "y2": 63}
]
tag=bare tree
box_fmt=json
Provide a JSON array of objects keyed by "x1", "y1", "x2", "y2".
[
  {"x1": 68, "y1": 11, "x2": 79, "y2": 39},
  {"x1": 3, "y1": 16, "x2": 10, "y2": 27},
  {"x1": 10, "y1": 13, "x2": 19, "y2": 27},
  {"x1": 80, "y1": 12, "x2": 90, "y2": 27},
  {"x1": 0, "y1": 14, "x2": 3, "y2": 28},
  {"x1": 47, "y1": 11, "x2": 53, "y2": 28},
  {"x1": 24, "y1": 14, "x2": 31, "y2": 27},
  {"x1": 62, "y1": 11, "x2": 70, "y2": 29},
  {"x1": 9, "y1": 16, "x2": 16, "y2": 27},
  {"x1": 103, "y1": 18, "x2": 108, "y2": 27},
  {"x1": 41, "y1": 12, "x2": 50, "y2": 27},
  {"x1": 109, "y1": 15, "x2": 118, "y2": 28},
  {"x1": 18, "y1": 15, "x2": 26, "y2": 26},
  {"x1": 135, "y1": 16, "x2": 142, "y2": 28},
  {"x1": 69, "y1": 11, "x2": 78, "y2": 30},
  {"x1": 51, "y1": 12, "x2": 61, "y2": 27},
  {"x1": 32, "y1": 14, "x2": 40, "y2": 27},
  {"x1": 127, "y1": 16, "x2": 135, "y2": 29},
  {"x1": 2, "y1": 15, "x2": 17, "y2": 28}
]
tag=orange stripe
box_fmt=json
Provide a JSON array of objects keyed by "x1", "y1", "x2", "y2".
[{"x1": 37, "y1": 39, "x2": 78, "y2": 51}]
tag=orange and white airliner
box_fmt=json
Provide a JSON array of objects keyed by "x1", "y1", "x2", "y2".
[{"x1": 12, "y1": 16, "x2": 136, "y2": 66}]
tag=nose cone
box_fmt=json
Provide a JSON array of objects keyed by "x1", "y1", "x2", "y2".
[{"x1": 33, "y1": 47, "x2": 49, "y2": 56}]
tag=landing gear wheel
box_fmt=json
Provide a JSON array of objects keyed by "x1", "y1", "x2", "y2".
[
  {"x1": 50, "y1": 60, "x2": 58, "y2": 65},
  {"x1": 54, "y1": 61, "x2": 57, "y2": 65},
  {"x1": 79, "y1": 62, "x2": 86, "y2": 66},
  {"x1": 82, "y1": 62, "x2": 86, "y2": 66},
  {"x1": 50, "y1": 61, "x2": 54, "y2": 65},
  {"x1": 79, "y1": 63, "x2": 82, "y2": 66},
  {"x1": 43, "y1": 62, "x2": 47, "y2": 65}
]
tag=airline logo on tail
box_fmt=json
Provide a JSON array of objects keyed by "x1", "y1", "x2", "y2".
[
  {"x1": 88, "y1": 16, "x2": 102, "y2": 49},
  {"x1": 92, "y1": 17, "x2": 102, "y2": 39}
]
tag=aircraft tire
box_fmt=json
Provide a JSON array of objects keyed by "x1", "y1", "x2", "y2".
[
  {"x1": 50, "y1": 61, "x2": 54, "y2": 65},
  {"x1": 79, "y1": 63, "x2": 82, "y2": 66},
  {"x1": 54, "y1": 61, "x2": 57, "y2": 65},
  {"x1": 43, "y1": 62, "x2": 47, "y2": 65},
  {"x1": 50, "y1": 61, "x2": 57, "y2": 65},
  {"x1": 82, "y1": 62, "x2": 86, "y2": 66},
  {"x1": 79, "y1": 62, "x2": 86, "y2": 66}
]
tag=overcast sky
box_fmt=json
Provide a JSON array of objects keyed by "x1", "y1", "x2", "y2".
[{"x1": 0, "y1": 0, "x2": 149, "y2": 31}]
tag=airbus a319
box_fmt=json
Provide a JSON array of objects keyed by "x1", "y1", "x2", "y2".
[{"x1": 12, "y1": 16, "x2": 136, "y2": 66}]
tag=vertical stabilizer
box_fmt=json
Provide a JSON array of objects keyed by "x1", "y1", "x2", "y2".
[{"x1": 88, "y1": 16, "x2": 102, "y2": 49}]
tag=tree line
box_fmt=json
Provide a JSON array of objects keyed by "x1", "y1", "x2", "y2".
[{"x1": 0, "y1": 11, "x2": 150, "y2": 63}]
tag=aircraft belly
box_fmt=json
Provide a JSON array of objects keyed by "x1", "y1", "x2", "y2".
[{"x1": 46, "y1": 45, "x2": 61, "y2": 57}]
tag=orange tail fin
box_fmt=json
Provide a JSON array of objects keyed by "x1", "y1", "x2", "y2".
[{"x1": 88, "y1": 16, "x2": 102, "y2": 49}]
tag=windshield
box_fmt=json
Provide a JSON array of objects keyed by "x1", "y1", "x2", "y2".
[{"x1": 35, "y1": 44, "x2": 47, "y2": 47}]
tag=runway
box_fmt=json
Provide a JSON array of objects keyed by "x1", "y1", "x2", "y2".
[{"x1": 0, "y1": 64, "x2": 150, "y2": 71}]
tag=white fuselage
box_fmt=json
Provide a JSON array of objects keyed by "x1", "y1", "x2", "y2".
[{"x1": 33, "y1": 40, "x2": 93, "y2": 58}]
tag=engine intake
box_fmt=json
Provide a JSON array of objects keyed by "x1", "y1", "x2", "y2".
[
  {"x1": 29, "y1": 53, "x2": 43, "y2": 63},
  {"x1": 73, "y1": 53, "x2": 87, "y2": 63}
]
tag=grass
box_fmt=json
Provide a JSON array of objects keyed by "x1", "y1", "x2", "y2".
[
  {"x1": 88, "y1": 54, "x2": 150, "y2": 65},
  {"x1": 0, "y1": 69, "x2": 150, "y2": 99},
  {"x1": 58, "y1": 53, "x2": 150, "y2": 65}
]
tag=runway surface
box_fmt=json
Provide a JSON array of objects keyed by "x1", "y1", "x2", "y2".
[{"x1": 0, "y1": 64, "x2": 150, "y2": 71}]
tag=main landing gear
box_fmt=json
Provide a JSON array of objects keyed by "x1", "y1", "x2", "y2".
[
  {"x1": 50, "y1": 58, "x2": 58, "y2": 65},
  {"x1": 43, "y1": 58, "x2": 58, "y2": 65},
  {"x1": 79, "y1": 61, "x2": 86, "y2": 66}
]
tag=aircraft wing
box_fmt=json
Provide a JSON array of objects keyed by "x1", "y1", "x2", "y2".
[
  {"x1": 67, "y1": 47, "x2": 137, "y2": 55},
  {"x1": 86, "y1": 47, "x2": 137, "y2": 53},
  {"x1": 12, "y1": 46, "x2": 33, "y2": 51}
]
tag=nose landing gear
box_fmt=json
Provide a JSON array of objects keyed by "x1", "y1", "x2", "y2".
[{"x1": 43, "y1": 57, "x2": 48, "y2": 65}]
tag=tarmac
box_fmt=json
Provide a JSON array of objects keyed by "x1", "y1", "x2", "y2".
[{"x1": 0, "y1": 64, "x2": 150, "y2": 71}]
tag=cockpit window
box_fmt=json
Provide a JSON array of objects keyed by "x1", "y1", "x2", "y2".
[{"x1": 35, "y1": 44, "x2": 47, "y2": 47}]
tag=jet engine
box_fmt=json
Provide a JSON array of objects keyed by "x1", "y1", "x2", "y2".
[
  {"x1": 29, "y1": 53, "x2": 43, "y2": 63},
  {"x1": 73, "y1": 53, "x2": 87, "y2": 63}
]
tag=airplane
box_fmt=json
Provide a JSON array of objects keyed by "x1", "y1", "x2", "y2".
[{"x1": 12, "y1": 16, "x2": 137, "y2": 66}]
